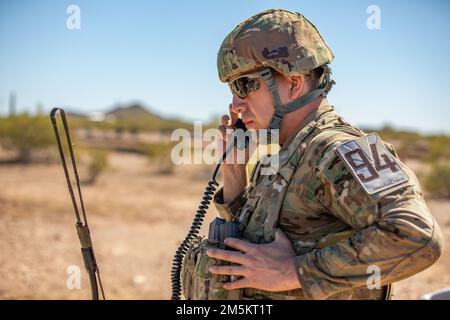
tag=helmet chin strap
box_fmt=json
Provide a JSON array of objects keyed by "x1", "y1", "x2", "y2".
[{"x1": 257, "y1": 67, "x2": 335, "y2": 141}]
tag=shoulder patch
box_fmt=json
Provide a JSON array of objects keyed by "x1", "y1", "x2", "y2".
[{"x1": 335, "y1": 133, "x2": 409, "y2": 195}]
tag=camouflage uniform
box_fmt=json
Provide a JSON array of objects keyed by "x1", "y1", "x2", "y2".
[
  {"x1": 181, "y1": 9, "x2": 444, "y2": 300},
  {"x1": 213, "y1": 102, "x2": 444, "y2": 299}
]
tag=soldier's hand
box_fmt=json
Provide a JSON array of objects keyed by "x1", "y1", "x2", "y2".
[
  {"x1": 218, "y1": 104, "x2": 251, "y2": 166},
  {"x1": 207, "y1": 229, "x2": 302, "y2": 292},
  {"x1": 219, "y1": 104, "x2": 251, "y2": 203}
]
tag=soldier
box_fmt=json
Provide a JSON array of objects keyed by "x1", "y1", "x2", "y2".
[{"x1": 182, "y1": 8, "x2": 444, "y2": 300}]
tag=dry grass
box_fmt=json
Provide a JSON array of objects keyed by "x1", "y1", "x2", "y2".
[
  {"x1": 0, "y1": 152, "x2": 449, "y2": 299},
  {"x1": 0, "y1": 152, "x2": 218, "y2": 299}
]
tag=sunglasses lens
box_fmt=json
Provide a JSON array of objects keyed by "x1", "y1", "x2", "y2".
[{"x1": 230, "y1": 77, "x2": 260, "y2": 99}]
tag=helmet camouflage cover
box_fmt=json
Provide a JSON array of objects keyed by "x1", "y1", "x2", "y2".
[{"x1": 217, "y1": 8, "x2": 334, "y2": 82}]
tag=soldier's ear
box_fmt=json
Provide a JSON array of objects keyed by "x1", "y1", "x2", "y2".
[{"x1": 289, "y1": 76, "x2": 305, "y2": 99}]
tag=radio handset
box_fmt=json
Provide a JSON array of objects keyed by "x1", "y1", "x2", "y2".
[
  {"x1": 170, "y1": 117, "x2": 249, "y2": 300},
  {"x1": 231, "y1": 118, "x2": 249, "y2": 151},
  {"x1": 232, "y1": 118, "x2": 247, "y2": 131}
]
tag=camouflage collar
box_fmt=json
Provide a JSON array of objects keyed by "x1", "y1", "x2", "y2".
[{"x1": 276, "y1": 103, "x2": 335, "y2": 169}]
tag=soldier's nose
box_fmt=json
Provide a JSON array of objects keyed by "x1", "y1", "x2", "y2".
[{"x1": 231, "y1": 96, "x2": 248, "y2": 114}]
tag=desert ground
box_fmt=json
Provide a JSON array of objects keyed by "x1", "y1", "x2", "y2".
[{"x1": 0, "y1": 151, "x2": 449, "y2": 299}]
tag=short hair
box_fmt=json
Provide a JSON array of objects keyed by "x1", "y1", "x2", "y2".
[
  {"x1": 305, "y1": 67, "x2": 325, "y2": 89},
  {"x1": 273, "y1": 66, "x2": 326, "y2": 91}
]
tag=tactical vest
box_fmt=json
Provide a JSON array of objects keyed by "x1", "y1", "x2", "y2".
[{"x1": 182, "y1": 106, "x2": 395, "y2": 300}]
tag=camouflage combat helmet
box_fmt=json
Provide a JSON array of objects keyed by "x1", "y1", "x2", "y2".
[{"x1": 217, "y1": 9, "x2": 335, "y2": 133}]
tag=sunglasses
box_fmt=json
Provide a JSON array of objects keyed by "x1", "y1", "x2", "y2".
[{"x1": 228, "y1": 70, "x2": 264, "y2": 99}]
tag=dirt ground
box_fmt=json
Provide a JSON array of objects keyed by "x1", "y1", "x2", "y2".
[{"x1": 0, "y1": 152, "x2": 449, "y2": 299}]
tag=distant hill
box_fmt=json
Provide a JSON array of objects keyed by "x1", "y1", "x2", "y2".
[
  {"x1": 61, "y1": 103, "x2": 193, "y2": 132},
  {"x1": 106, "y1": 104, "x2": 162, "y2": 120},
  {"x1": 96, "y1": 103, "x2": 192, "y2": 132},
  {"x1": 65, "y1": 110, "x2": 88, "y2": 119}
]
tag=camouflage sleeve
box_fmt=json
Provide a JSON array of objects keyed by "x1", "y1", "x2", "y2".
[
  {"x1": 213, "y1": 187, "x2": 247, "y2": 221},
  {"x1": 294, "y1": 133, "x2": 444, "y2": 300}
]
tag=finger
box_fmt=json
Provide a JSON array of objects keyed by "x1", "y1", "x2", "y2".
[
  {"x1": 207, "y1": 248, "x2": 250, "y2": 265},
  {"x1": 221, "y1": 114, "x2": 231, "y2": 127},
  {"x1": 275, "y1": 228, "x2": 290, "y2": 243},
  {"x1": 268, "y1": 228, "x2": 295, "y2": 252},
  {"x1": 218, "y1": 125, "x2": 227, "y2": 140},
  {"x1": 224, "y1": 237, "x2": 255, "y2": 253},
  {"x1": 273, "y1": 228, "x2": 294, "y2": 248},
  {"x1": 223, "y1": 278, "x2": 251, "y2": 290},
  {"x1": 209, "y1": 265, "x2": 247, "y2": 276},
  {"x1": 229, "y1": 103, "x2": 240, "y2": 123}
]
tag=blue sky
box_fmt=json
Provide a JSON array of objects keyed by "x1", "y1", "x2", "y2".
[{"x1": 0, "y1": 0, "x2": 449, "y2": 133}]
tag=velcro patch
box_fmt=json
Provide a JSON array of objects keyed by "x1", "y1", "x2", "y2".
[{"x1": 336, "y1": 133, "x2": 409, "y2": 195}]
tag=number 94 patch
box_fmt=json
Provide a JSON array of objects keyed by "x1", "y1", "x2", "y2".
[{"x1": 336, "y1": 133, "x2": 409, "y2": 195}]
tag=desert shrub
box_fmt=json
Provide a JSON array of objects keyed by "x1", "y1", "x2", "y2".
[
  {"x1": 83, "y1": 148, "x2": 109, "y2": 185},
  {"x1": 138, "y1": 141, "x2": 176, "y2": 174},
  {"x1": 67, "y1": 115, "x2": 193, "y2": 138},
  {"x1": 0, "y1": 114, "x2": 54, "y2": 163},
  {"x1": 128, "y1": 126, "x2": 139, "y2": 135},
  {"x1": 424, "y1": 163, "x2": 450, "y2": 198},
  {"x1": 115, "y1": 126, "x2": 125, "y2": 138},
  {"x1": 426, "y1": 135, "x2": 450, "y2": 163}
]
